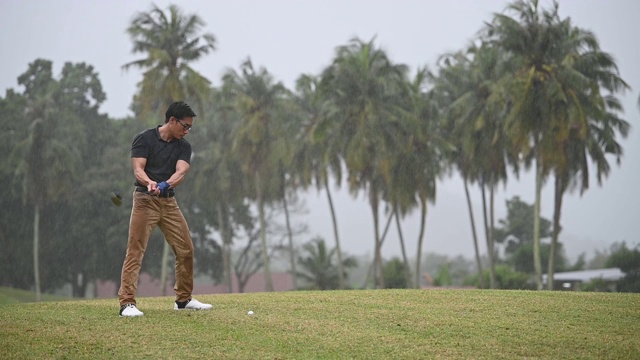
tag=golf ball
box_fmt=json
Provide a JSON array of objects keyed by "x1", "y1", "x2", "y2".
[{"x1": 247, "y1": 311, "x2": 254, "y2": 315}]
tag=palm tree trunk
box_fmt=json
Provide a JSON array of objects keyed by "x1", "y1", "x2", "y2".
[
  {"x1": 548, "y1": 175, "x2": 564, "y2": 290},
  {"x1": 370, "y1": 190, "x2": 383, "y2": 289},
  {"x1": 33, "y1": 203, "x2": 41, "y2": 302},
  {"x1": 481, "y1": 185, "x2": 496, "y2": 289},
  {"x1": 364, "y1": 211, "x2": 393, "y2": 288},
  {"x1": 379, "y1": 211, "x2": 394, "y2": 246},
  {"x1": 325, "y1": 185, "x2": 344, "y2": 289},
  {"x1": 533, "y1": 153, "x2": 544, "y2": 290},
  {"x1": 489, "y1": 185, "x2": 496, "y2": 285},
  {"x1": 160, "y1": 241, "x2": 170, "y2": 296},
  {"x1": 394, "y1": 208, "x2": 412, "y2": 288},
  {"x1": 464, "y1": 180, "x2": 484, "y2": 289},
  {"x1": 414, "y1": 196, "x2": 427, "y2": 289},
  {"x1": 282, "y1": 193, "x2": 297, "y2": 290},
  {"x1": 217, "y1": 202, "x2": 233, "y2": 293},
  {"x1": 256, "y1": 173, "x2": 273, "y2": 291}
]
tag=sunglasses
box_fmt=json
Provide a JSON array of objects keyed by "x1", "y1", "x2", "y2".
[{"x1": 175, "y1": 118, "x2": 192, "y2": 131}]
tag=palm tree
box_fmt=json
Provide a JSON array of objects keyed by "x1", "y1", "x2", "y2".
[
  {"x1": 485, "y1": 0, "x2": 573, "y2": 289},
  {"x1": 291, "y1": 74, "x2": 347, "y2": 289},
  {"x1": 190, "y1": 87, "x2": 249, "y2": 293},
  {"x1": 296, "y1": 238, "x2": 357, "y2": 290},
  {"x1": 123, "y1": 3, "x2": 216, "y2": 292},
  {"x1": 546, "y1": 79, "x2": 630, "y2": 288},
  {"x1": 467, "y1": 43, "x2": 513, "y2": 290},
  {"x1": 432, "y1": 43, "x2": 513, "y2": 288},
  {"x1": 123, "y1": 3, "x2": 216, "y2": 124},
  {"x1": 226, "y1": 59, "x2": 289, "y2": 292},
  {"x1": 320, "y1": 37, "x2": 408, "y2": 288},
  {"x1": 387, "y1": 66, "x2": 446, "y2": 288},
  {"x1": 267, "y1": 93, "x2": 305, "y2": 292},
  {"x1": 431, "y1": 53, "x2": 485, "y2": 288},
  {"x1": 486, "y1": 0, "x2": 630, "y2": 289}
]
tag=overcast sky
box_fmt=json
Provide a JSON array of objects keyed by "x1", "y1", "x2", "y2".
[{"x1": 2, "y1": 0, "x2": 639, "y2": 262}]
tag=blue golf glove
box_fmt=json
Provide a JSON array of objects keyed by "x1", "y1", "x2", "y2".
[{"x1": 158, "y1": 181, "x2": 170, "y2": 196}]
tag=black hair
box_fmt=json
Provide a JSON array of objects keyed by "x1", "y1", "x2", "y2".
[{"x1": 165, "y1": 101, "x2": 197, "y2": 123}]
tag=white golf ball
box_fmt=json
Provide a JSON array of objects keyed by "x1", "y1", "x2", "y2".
[{"x1": 247, "y1": 310, "x2": 254, "y2": 315}]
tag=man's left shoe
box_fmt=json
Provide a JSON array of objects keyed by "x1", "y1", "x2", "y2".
[{"x1": 174, "y1": 298, "x2": 213, "y2": 310}]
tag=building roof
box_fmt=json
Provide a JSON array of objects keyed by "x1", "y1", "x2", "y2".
[{"x1": 542, "y1": 268, "x2": 625, "y2": 283}]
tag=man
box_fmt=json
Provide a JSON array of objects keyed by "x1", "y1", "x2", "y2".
[{"x1": 118, "y1": 101, "x2": 212, "y2": 317}]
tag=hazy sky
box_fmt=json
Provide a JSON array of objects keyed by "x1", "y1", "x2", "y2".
[{"x1": 2, "y1": 0, "x2": 639, "y2": 262}]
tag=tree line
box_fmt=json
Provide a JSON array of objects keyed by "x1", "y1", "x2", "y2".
[{"x1": 0, "y1": 0, "x2": 636, "y2": 298}]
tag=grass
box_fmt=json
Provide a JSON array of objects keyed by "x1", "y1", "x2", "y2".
[
  {"x1": 0, "y1": 289, "x2": 639, "y2": 359},
  {"x1": 0, "y1": 286, "x2": 70, "y2": 305}
]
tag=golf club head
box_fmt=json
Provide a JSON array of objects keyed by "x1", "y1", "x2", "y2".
[{"x1": 111, "y1": 192, "x2": 123, "y2": 206}]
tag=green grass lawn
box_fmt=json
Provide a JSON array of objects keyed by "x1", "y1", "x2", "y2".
[
  {"x1": 0, "y1": 286, "x2": 70, "y2": 305},
  {"x1": 1, "y1": 289, "x2": 638, "y2": 359}
]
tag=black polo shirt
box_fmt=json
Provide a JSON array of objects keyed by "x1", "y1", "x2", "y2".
[{"x1": 131, "y1": 126, "x2": 192, "y2": 186}]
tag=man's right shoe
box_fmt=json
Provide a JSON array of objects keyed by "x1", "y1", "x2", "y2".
[
  {"x1": 119, "y1": 304, "x2": 144, "y2": 317},
  {"x1": 174, "y1": 298, "x2": 213, "y2": 310}
]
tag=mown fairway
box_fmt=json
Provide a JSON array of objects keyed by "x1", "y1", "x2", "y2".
[{"x1": 1, "y1": 289, "x2": 638, "y2": 359}]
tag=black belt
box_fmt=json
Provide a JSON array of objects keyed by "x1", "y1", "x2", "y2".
[{"x1": 135, "y1": 186, "x2": 175, "y2": 198}]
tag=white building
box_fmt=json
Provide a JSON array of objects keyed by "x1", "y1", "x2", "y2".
[{"x1": 543, "y1": 268, "x2": 625, "y2": 291}]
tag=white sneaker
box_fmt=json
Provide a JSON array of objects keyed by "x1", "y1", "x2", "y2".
[
  {"x1": 174, "y1": 298, "x2": 213, "y2": 310},
  {"x1": 119, "y1": 304, "x2": 144, "y2": 317}
]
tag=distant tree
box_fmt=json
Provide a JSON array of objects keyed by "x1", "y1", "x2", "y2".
[
  {"x1": 50, "y1": 62, "x2": 111, "y2": 297},
  {"x1": 585, "y1": 243, "x2": 626, "y2": 270},
  {"x1": 123, "y1": 3, "x2": 216, "y2": 123},
  {"x1": 292, "y1": 74, "x2": 347, "y2": 289},
  {"x1": 485, "y1": 0, "x2": 630, "y2": 289},
  {"x1": 11, "y1": 63, "x2": 131, "y2": 298},
  {"x1": 393, "y1": 66, "x2": 445, "y2": 289},
  {"x1": 508, "y1": 242, "x2": 568, "y2": 274},
  {"x1": 296, "y1": 238, "x2": 357, "y2": 290},
  {"x1": 12, "y1": 59, "x2": 83, "y2": 300},
  {"x1": 542, "y1": 18, "x2": 630, "y2": 290},
  {"x1": 433, "y1": 264, "x2": 453, "y2": 287},
  {"x1": 419, "y1": 253, "x2": 475, "y2": 287},
  {"x1": 233, "y1": 226, "x2": 264, "y2": 294},
  {"x1": 188, "y1": 87, "x2": 251, "y2": 292},
  {"x1": 319, "y1": 37, "x2": 407, "y2": 288},
  {"x1": 606, "y1": 242, "x2": 640, "y2": 293},
  {"x1": 494, "y1": 196, "x2": 552, "y2": 256},
  {"x1": 0, "y1": 90, "x2": 31, "y2": 289},
  {"x1": 229, "y1": 202, "x2": 292, "y2": 293},
  {"x1": 568, "y1": 254, "x2": 586, "y2": 272},
  {"x1": 494, "y1": 196, "x2": 575, "y2": 274},
  {"x1": 431, "y1": 55, "x2": 488, "y2": 288},
  {"x1": 433, "y1": 42, "x2": 513, "y2": 289},
  {"x1": 272, "y1": 105, "x2": 304, "y2": 291},
  {"x1": 225, "y1": 59, "x2": 289, "y2": 291},
  {"x1": 383, "y1": 258, "x2": 408, "y2": 289},
  {"x1": 465, "y1": 264, "x2": 533, "y2": 290}
]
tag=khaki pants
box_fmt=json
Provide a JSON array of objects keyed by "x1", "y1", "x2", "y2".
[{"x1": 118, "y1": 191, "x2": 194, "y2": 306}]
